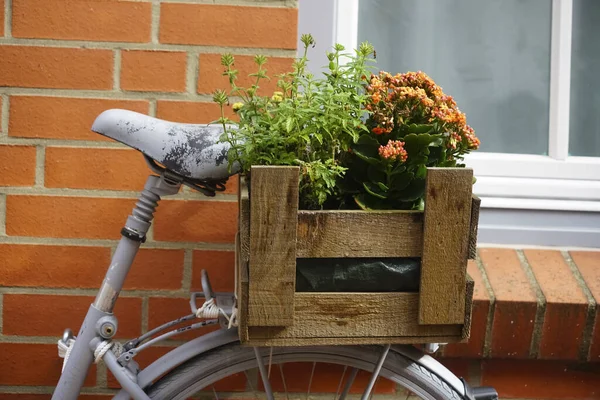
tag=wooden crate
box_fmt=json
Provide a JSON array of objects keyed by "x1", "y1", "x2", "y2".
[{"x1": 236, "y1": 166, "x2": 480, "y2": 346}]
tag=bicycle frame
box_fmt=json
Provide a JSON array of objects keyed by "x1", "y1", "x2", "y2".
[
  {"x1": 52, "y1": 172, "x2": 474, "y2": 400},
  {"x1": 53, "y1": 173, "x2": 181, "y2": 400}
]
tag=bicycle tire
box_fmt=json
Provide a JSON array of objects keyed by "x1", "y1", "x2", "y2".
[{"x1": 146, "y1": 343, "x2": 463, "y2": 400}]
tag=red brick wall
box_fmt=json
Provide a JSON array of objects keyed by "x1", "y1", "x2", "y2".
[{"x1": 0, "y1": 0, "x2": 296, "y2": 396}]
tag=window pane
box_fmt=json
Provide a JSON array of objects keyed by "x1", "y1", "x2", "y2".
[
  {"x1": 570, "y1": 0, "x2": 600, "y2": 157},
  {"x1": 357, "y1": 0, "x2": 552, "y2": 154}
]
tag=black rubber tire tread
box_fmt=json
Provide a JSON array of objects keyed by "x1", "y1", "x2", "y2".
[{"x1": 146, "y1": 343, "x2": 463, "y2": 400}]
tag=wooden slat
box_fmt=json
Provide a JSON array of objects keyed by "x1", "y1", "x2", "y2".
[
  {"x1": 461, "y1": 274, "x2": 475, "y2": 340},
  {"x1": 235, "y1": 233, "x2": 249, "y2": 342},
  {"x1": 247, "y1": 292, "x2": 462, "y2": 340},
  {"x1": 468, "y1": 195, "x2": 481, "y2": 260},
  {"x1": 247, "y1": 166, "x2": 299, "y2": 326},
  {"x1": 296, "y1": 210, "x2": 423, "y2": 258},
  {"x1": 238, "y1": 176, "x2": 250, "y2": 264},
  {"x1": 419, "y1": 168, "x2": 473, "y2": 325},
  {"x1": 241, "y1": 334, "x2": 464, "y2": 347}
]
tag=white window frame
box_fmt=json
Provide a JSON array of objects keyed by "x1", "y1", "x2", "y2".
[{"x1": 333, "y1": 0, "x2": 600, "y2": 212}]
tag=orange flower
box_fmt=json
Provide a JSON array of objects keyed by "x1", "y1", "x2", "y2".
[{"x1": 378, "y1": 140, "x2": 408, "y2": 162}]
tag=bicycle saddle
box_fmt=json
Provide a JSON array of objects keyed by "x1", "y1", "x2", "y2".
[{"x1": 92, "y1": 109, "x2": 237, "y2": 180}]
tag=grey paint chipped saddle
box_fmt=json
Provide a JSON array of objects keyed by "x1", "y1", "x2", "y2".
[{"x1": 92, "y1": 109, "x2": 238, "y2": 181}]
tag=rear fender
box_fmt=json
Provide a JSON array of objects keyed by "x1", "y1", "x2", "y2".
[{"x1": 114, "y1": 331, "x2": 465, "y2": 399}]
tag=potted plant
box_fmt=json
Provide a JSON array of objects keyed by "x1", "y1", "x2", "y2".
[{"x1": 212, "y1": 34, "x2": 481, "y2": 346}]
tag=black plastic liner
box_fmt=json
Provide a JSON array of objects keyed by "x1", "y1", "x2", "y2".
[{"x1": 296, "y1": 258, "x2": 421, "y2": 292}]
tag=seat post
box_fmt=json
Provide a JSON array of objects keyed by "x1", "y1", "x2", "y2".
[{"x1": 93, "y1": 173, "x2": 181, "y2": 313}]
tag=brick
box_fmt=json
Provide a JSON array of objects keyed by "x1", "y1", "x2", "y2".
[
  {"x1": 571, "y1": 251, "x2": 600, "y2": 361},
  {"x1": 480, "y1": 248, "x2": 537, "y2": 358},
  {"x1": 125, "y1": 248, "x2": 184, "y2": 290},
  {"x1": 0, "y1": 0, "x2": 4, "y2": 37},
  {"x1": 0, "y1": 145, "x2": 37, "y2": 187},
  {"x1": 525, "y1": 250, "x2": 588, "y2": 360},
  {"x1": 0, "y1": 343, "x2": 96, "y2": 386},
  {"x1": 121, "y1": 50, "x2": 187, "y2": 93},
  {"x1": 261, "y1": 362, "x2": 395, "y2": 394},
  {"x1": 156, "y1": 100, "x2": 236, "y2": 124},
  {"x1": 481, "y1": 359, "x2": 600, "y2": 399},
  {"x1": 3, "y1": 294, "x2": 142, "y2": 337},
  {"x1": 45, "y1": 147, "x2": 149, "y2": 191},
  {"x1": 160, "y1": 4, "x2": 297, "y2": 49},
  {"x1": 444, "y1": 260, "x2": 491, "y2": 358},
  {"x1": 9, "y1": 96, "x2": 149, "y2": 140},
  {"x1": 12, "y1": 0, "x2": 151, "y2": 42},
  {"x1": 198, "y1": 53, "x2": 294, "y2": 95},
  {"x1": 1, "y1": 244, "x2": 178, "y2": 291},
  {"x1": 192, "y1": 250, "x2": 235, "y2": 292},
  {"x1": 153, "y1": 200, "x2": 237, "y2": 243},
  {"x1": 148, "y1": 297, "x2": 219, "y2": 341},
  {"x1": 6, "y1": 195, "x2": 136, "y2": 239},
  {"x1": 0, "y1": 244, "x2": 110, "y2": 288},
  {"x1": 0, "y1": 46, "x2": 112, "y2": 89}
]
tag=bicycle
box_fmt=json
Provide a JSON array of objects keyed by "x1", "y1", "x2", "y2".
[{"x1": 52, "y1": 108, "x2": 498, "y2": 400}]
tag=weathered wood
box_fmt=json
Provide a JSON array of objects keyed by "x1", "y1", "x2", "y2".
[
  {"x1": 419, "y1": 168, "x2": 473, "y2": 325},
  {"x1": 247, "y1": 292, "x2": 462, "y2": 340},
  {"x1": 238, "y1": 176, "x2": 250, "y2": 264},
  {"x1": 247, "y1": 166, "x2": 299, "y2": 326},
  {"x1": 235, "y1": 233, "x2": 249, "y2": 342},
  {"x1": 296, "y1": 210, "x2": 423, "y2": 258},
  {"x1": 462, "y1": 274, "x2": 475, "y2": 340},
  {"x1": 241, "y1": 334, "x2": 464, "y2": 347},
  {"x1": 240, "y1": 279, "x2": 474, "y2": 346},
  {"x1": 468, "y1": 195, "x2": 481, "y2": 260}
]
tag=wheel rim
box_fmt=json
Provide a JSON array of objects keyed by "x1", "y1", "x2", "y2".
[{"x1": 159, "y1": 346, "x2": 449, "y2": 400}]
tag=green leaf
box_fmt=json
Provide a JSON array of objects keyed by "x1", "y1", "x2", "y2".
[
  {"x1": 388, "y1": 171, "x2": 413, "y2": 193},
  {"x1": 363, "y1": 182, "x2": 388, "y2": 199},
  {"x1": 396, "y1": 178, "x2": 426, "y2": 201},
  {"x1": 376, "y1": 181, "x2": 389, "y2": 191},
  {"x1": 406, "y1": 124, "x2": 434, "y2": 134},
  {"x1": 285, "y1": 117, "x2": 293, "y2": 133}
]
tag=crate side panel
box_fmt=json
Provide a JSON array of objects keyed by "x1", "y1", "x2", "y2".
[
  {"x1": 248, "y1": 292, "x2": 462, "y2": 340},
  {"x1": 297, "y1": 210, "x2": 424, "y2": 258},
  {"x1": 419, "y1": 168, "x2": 473, "y2": 325},
  {"x1": 248, "y1": 166, "x2": 299, "y2": 326},
  {"x1": 241, "y1": 334, "x2": 464, "y2": 347}
]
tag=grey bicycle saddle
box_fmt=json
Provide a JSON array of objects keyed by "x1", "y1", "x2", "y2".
[{"x1": 92, "y1": 109, "x2": 237, "y2": 180}]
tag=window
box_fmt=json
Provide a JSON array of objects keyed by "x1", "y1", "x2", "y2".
[{"x1": 298, "y1": 0, "x2": 600, "y2": 246}]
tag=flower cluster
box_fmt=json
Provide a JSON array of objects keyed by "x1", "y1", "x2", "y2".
[
  {"x1": 365, "y1": 71, "x2": 480, "y2": 155},
  {"x1": 378, "y1": 140, "x2": 407, "y2": 162}
]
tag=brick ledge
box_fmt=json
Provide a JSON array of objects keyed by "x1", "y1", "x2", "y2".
[{"x1": 442, "y1": 249, "x2": 600, "y2": 362}]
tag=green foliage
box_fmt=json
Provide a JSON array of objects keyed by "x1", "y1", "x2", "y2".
[
  {"x1": 215, "y1": 34, "x2": 375, "y2": 209},
  {"x1": 343, "y1": 124, "x2": 447, "y2": 210}
]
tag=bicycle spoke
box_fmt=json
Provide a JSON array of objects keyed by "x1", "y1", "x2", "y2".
[
  {"x1": 253, "y1": 347, "x2": 274, "y2": 400},
  {"x1": 360, "y1": 344, "x2": 391, "y2": 400},
  {"x1": 268, "y1": 347, "x2": 273, "y2": 378},
  {"x1": 278, "y1": 363, "x2": 290, "y2": 400},
  {"x1": 212, "y1": 385, "x2": 220, "y2": 400},
  {"x1": 338, "y1": 367, "x2": 358, "y2": 400},
  {"x1": 333, "y1": 365, "x2": 348, "y2": 400},
  {"x1": 244, "y1": 369, "x2": 260, "y2": 400},
  {"x1": 306, "y1": 361, "x2": 316, "y2": 400}
]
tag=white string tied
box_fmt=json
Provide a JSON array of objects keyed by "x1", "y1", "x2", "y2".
[
  {"x1": 196, "y1": 297, "x2": 237, "y2": 328},
  {"x1": 58, "y1": 338, "x2": 124, "y2": 372},
  {"x1": 58, "y1": 338, "x2": 76, "y2": 372},
  {"x1": 93, "y1": 340, "x2": 124, "y2": 364}
]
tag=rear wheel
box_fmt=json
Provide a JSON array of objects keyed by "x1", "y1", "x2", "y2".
[{"x1": 146, "y1": 343, "x2": 463, "y2": 399}]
